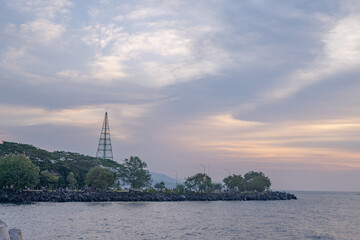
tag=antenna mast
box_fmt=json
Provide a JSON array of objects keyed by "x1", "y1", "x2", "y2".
[{"x1": 96, "y1": 112, "x2": 113, "y2": 160}]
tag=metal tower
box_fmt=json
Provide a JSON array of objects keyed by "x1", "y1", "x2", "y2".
[{"x1": 96, "y1": 112, "x2": 113, "y2": 160}]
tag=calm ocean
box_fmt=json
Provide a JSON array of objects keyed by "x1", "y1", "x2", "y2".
[{"x1": 1, "y1": 191, "x2": 359, "y2": 240}]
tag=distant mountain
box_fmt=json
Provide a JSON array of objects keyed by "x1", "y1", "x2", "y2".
[{"x1": 150, "y1": 172, "x2": 184, "y2": 189}]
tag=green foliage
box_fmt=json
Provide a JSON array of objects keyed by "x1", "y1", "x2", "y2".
[
  {"x1": 120, "y1": 156, "x2": 152, "y2": 189},
  {"x1": 85, "y1": 166, "x2": 115, "y2": 190},
  {"x1": 0, "y1": 154, "x2": 40, "y2": 190},
  {"x1": 212, "y1": 182, "x2": 224, "y2": 192},
  {"x1": 174, "y1": 184, "x2": 185, "y2": 194},
  {"x1": 154, "y1": 181, "x2": 166, "y2": 190},
  {"x1": 144, "y1": 187, "x2": 158, "y2": 194},
  {"x1": 244, "y1": 171, "x2": 271, "y2": 192},
  {"x1": 0, "y1": 141, "x2": 123, "y2": 188},
  {"x1": 185, "y1": 173, "x2": 212, "y2": 192},
  {"x1": 66, "y1": 172, "x2": 77, "y2": 189},
  {"x1": 223, "y1": 174, "x2": 245, "y2": 192},
  {"x1": 40, "y1": 170, "x2": 60, "y2": 189}
]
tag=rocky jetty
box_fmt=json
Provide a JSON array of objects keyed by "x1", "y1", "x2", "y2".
[{"x1": 0, "y1": 190, "x2": 296, "y2": 203}]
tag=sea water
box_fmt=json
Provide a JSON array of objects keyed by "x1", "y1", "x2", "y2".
[{"x1": 1, "y1": 191, "x2": 360, "y2": 240}]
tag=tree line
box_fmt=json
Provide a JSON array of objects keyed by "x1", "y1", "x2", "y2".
[
  {"x1": 183, "y1": 171, "x2": 271, "y2": 193},
  {"x1": 0, "y1": 153, "x2": 271, "y2": 193},
  {"x1": 0, "y1": 154, "x2": 151, "y2": 191},
  {"x1": 0, "y1": 141, "x2": 123, "y2": 188}
]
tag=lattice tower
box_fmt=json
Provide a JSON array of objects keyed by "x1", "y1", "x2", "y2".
[{"x1": 96, "y1": 112, "x2": 113, "y2": 160}]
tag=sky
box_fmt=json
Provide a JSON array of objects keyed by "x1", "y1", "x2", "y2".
[{"x1": 1, "y1": 0, "x2": 360, "y2": 191}]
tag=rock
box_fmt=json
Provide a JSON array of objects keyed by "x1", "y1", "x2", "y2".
[
  {"x1": 0, "y1": 221, "x2": 10, "y2": 240},
  {"x1": 0, "y1": 190, "x2": 296, "y2": 202},
  {"x1": 8, "y1": 229, "x2": 22, "y2": 240},
  {"x1": 177, "y1": 195, "x2": 186, "y2": 201}
]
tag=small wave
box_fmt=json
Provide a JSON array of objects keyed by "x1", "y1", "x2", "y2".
[{"x1": 306, "y1": 233, "x2": 335, "y2": 240}]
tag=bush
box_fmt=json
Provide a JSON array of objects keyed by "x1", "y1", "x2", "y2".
[
  {"x1": 185, "y1": 173, "x2": 212, "y2": 192},
  {"x1": 85, "y1": 166, "x2": 115, "y2": 190},
  {"x1": 0, "y1": 154, "x2": 40, "y2": 190},
  {"x1": 40, "y1": 170, "x2": 60, "y2": 189},
  {"x1": 154, "y1": 181, "x2": 166, "y2": 190},
  {"x1": 66, "y1": 172, "x2": 77, "y2": 189},
  {"x1": 223, "y1": 174, "x2": 245, "y2": 192},
  {"x1": 244, "y1": 171, "x2": 271, "y2": 192}
]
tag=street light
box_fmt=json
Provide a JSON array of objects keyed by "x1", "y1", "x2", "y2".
[
  {"x1": 174, "y1": 170, "x2": 178, "y2": 187},
  {"x1": 200, "y1": 164, "x2": 206, "y2": 174},
  {"x1": 225, "y1": 169, "x2": 230, "y2": 176}
]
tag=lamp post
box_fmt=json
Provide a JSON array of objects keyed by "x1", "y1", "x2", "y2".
[
  {"x1": 200, "y1": 164, "x2": 206, "y2": 174},
  {"x1": 225, "y1": 169, "x2": 231, "y2": 176},
  {"x1": 174, "y1": 170, "x2": 178, "y2": 187}
]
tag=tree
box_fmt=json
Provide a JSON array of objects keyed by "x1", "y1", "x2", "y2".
[
  {"x1": 66, "y1": 172, "x2": 77, "y2": 189},
  {"x1": 40, "y1": 170, "x2": 60, "y2": 189},
  {"x1": 0, "y1": 142, "x2": 124, "y2": 188},
  {"x1": 175, "y1": 184, "x2": 185, "y2": 193},
  {"x1": 120, "y1": 156, "x2": 152, "y2": 189},
  {"x1": 244, "y1": 171, "x2": 271, "y2": 192},
  {"x1": 223, "y1": 174, "x2": 245, "y2": 192},
  {"x1": 212, "y1": 182, "x2": 223, "y2": 192},
  {"x1": 0, "y1": 154, "x2": 40, "y2": 190},
  {"x1": 185, "y1": 173, "x2": 212, "y2": 192},
  {"x1": 154, "y1": 181, "x2": 166, "y2": 190},
  {"x1": 85, "y1": 166, "x2": 115, "y2": 190}
]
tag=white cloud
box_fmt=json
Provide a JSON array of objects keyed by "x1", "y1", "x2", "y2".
[
  {"x1": 140, "y1": 43, "x2": 228, "y2": 87},
  {"x1": 113, "y1": 15, "x2": 124, "y2": 21},
  {"x1": 87, "y1": 6, "x2": 100, "y2": 18},
  {"x1": 2, "y1": 1, "x2": 233, "y2": 87},
  {"x1": 20, "y1": 19, "x2": 66, "y2": 44},
  {"x1": 87, "y1": 55, "x2": 128, "y2": 82},
  {"x1": 0, "y1": 0, "x2": 72, "y2": 83},
  {"x1": 125, "y1": 7, "x2": 172, "y2": 20},
  {"x1": 115, "y1": 30, "x2": 192, "y2": 57},
  {"x1": 7, "y1": 0, "x2": 73, "y2": 19},
  {"x1": 82, "y1": 23, "x2": 124, "y2": 49},
  {"x1": 81, "y1": 18, "x2": 231, "y2": 86},
  {"x1": 324, "y1": 15, "x2": 360, "y2": 64},
  {"x1": 260, "y1": 14, "x2": 360, "y2": 102},
  {"x1": 0, "y1": 19, "x2": 66, "y2": 83},
  {"x1": 56, "y1": 69, "x2": 80, "y2": 79}
]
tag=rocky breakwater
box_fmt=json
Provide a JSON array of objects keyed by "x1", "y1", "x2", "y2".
[{"x1": 0, "y1": 190, "x2": 296, "y2": 203}]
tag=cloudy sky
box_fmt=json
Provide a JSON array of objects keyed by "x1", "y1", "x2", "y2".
[{"x1": 1, "y1": 0, "x2": 360, "y2": 191}]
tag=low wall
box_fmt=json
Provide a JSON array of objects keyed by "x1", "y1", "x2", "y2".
[{"x1": 0, "y1": 190, "x2": 296, "y2": 203}]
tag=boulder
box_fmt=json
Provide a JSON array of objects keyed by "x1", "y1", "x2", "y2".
[
  {"x1": 0, "y1": 221, "x2": 9, "y2": 240},
  {"x1": 177, "y1": 195, "x2": 186, "y2": 201},
  {"x1": 8, "y1": 229, "x2": 22, "y2": 240}
]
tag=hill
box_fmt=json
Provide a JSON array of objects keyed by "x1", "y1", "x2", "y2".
[
  {"x1": 0, "y1": 141, "x2": 123, "y2": 187},
  {"x1": 150, "y1": 172, "x2": 183, "y2": 188}
]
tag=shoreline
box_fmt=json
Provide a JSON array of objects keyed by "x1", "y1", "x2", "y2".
[{"x1": 0, "y1": 190, "x2": 296, "y2": 203}]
